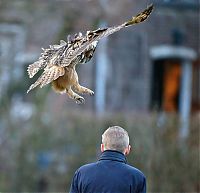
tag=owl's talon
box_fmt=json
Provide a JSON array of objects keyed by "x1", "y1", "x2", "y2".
[
  {"x1": 76, "y1": 97, "x2": 85, "y2": 104},
  {"x1": 89, "y1": 91, "x2": 94, "y2": 96}
]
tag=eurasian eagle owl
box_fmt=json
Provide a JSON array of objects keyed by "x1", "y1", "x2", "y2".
[{"x1": 27, "y1": 5, "x2": 153, "y2": 104}]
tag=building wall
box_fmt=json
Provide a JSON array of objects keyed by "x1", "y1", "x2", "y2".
[{"x1": 102, "y1": 0, "x2": 199, "y2": 112}]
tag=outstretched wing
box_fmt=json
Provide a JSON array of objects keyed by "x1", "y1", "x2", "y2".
[
  {"x1": 27, "y1": 66, "x2": 65, "y2": 93},
  {"x1": 59, "y1": 4, "x2": 154, "y2": 67},
  {"x1": 27, "y1": 40, "x2": 68, "y2": 78}
]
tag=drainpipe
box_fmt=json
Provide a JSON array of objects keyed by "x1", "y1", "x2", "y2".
[
  {"x1": 95, "y1": 21, "x2": 108, "y2": 115},
  {"x1": 179, "y1": 59, "x2": 193, "y2": 139}
]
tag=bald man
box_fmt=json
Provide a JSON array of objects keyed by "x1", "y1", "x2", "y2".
[{"x1": 69, "y1": 126, "x2": 146, "y2": 193}]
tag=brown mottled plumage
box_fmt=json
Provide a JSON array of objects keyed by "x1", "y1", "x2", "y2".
[{"x1": 27, "y1": 4, "x2": 153, "y2": 104}]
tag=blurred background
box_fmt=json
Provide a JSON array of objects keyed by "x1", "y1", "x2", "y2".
[{"x1": 0, "y1": 0, "x2": 199, "y2": 192}]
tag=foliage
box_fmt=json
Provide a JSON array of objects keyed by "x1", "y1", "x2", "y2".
[{"x1": 0, "y1": 110, "x2": 199, "y2": 192}]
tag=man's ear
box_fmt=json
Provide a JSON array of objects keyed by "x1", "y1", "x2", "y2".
[
  {"x1": 101, "y1": 144, "x2": 105, "y2": 152},
  {"x1": 124, "y1": 145, "x2": 131, "y2": 155}
]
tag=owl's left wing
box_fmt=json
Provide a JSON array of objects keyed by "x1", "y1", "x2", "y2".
[
  {"x1": 27, "y1": 40, "x2": 67, "y2": 78},
  {"x1": 27, "y1": 65, "x2": 65, "y2": 93}
]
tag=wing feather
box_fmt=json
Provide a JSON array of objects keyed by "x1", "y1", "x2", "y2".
[
  {"x1": 27, "y1": 42, "x2": 68, "y2": 78},
  {"x1": 27, "y1": 66, "x2": 65, "y2": 93},
  {"x1": 27, "y1": 61, "x2": 42, "y2": 78}
]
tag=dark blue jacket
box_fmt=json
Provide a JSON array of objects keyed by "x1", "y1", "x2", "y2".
[{"x1": 69, "y1": 150, "x2": 146, "y2": 193}]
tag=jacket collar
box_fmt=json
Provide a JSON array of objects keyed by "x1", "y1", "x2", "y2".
[{"x1": 98, "y1": 150, "x2": 127, "y2": 164}]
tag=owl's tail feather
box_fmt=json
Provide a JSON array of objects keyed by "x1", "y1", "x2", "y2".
[{"x1": 125, "y1": 4, "x2": 154, "y2": 27}]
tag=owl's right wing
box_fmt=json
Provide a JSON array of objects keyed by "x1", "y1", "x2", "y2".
[{"x1": 59, "y1": 4, "x2": 154, "y2": 68}]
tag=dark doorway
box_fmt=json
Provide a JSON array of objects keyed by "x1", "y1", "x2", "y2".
[{"x1": 150, "y1": 59, "x2": 181, "y2": 112}]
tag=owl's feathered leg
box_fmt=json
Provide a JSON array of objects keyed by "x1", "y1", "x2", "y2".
[
  {"x1": 72, "y1": 69, "x2": 94, "y2": 96},
  {"x1": 66, "y1": 87, "x2": 85, "y2": 104},
  {"x1": 73, "y1": 84, "x2": 94, "y2": 96}
]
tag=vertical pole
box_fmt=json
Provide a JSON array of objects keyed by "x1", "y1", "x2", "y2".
[
  {"x1": 95, "y1": 22, "x2": 108, "y2": 115},
  {"x1": 179, "y1": 60, "x2": 192, "y2": 139}
]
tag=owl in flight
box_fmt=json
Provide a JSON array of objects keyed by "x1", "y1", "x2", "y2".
[{"x1": 27, "y1": 4, "x2": 153, "y2": 104}]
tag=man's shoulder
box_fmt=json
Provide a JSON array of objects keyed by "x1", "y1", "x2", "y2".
[
  {"x1": 125, "y1": 164, "x2": 146, "y2": 178},
  {"x1": 77, "y1": 162, "x2": 98, "y2": 172}
]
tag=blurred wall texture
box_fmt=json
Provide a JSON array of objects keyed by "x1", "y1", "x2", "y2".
[{"x1": 0, "y1": 0, "x2": 199, "y2": 192}]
